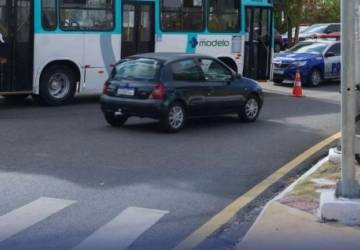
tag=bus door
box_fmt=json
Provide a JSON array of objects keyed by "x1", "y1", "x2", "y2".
[
  {"x1": 121, "y1": 1, "x2": 155, "y2": 58},
  {"x1": 0, "y1": 0, "x2": 33, "y2": 93},
  {"x1": 243, "y1": 7, "x2": 272, "y2": 80}
]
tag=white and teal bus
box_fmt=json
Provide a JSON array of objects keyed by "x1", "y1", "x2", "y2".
[{"x1": 0, "y1": 0, "x2": 273, "y2": 105}]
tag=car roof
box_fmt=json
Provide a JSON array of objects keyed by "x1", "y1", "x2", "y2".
[
  {"x1": 310, "y1": 23, "x2": 340, "y2": 26},
  {"x1": 129, "y1": 53, "x2": 209, "y2": 63}
]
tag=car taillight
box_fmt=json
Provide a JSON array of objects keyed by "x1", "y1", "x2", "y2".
[
  {"x1": 150, "y1": 82, "x2": 165, "y2": 100},
  {"x1": 102, "y1": 81, "x2": 109, "y2": 95}
]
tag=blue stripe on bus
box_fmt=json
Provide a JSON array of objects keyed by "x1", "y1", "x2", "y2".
[
  {"x1": 100, "y1": 35, "x2": 117, "y2": 74},
  {"x1": 186, "y1": 34, "x2": 198, "y2": 54}
]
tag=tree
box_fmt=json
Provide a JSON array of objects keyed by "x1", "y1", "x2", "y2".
[
  {"x1": 274, "y1": 0, "x2": 340, "y2": 48},
  {"x1": 274, "y1": 0, "x2": 304, "y2": 47}
]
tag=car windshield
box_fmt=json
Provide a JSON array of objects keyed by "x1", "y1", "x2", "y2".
[
  {"x1": 113, "y1": 58, "x2": 160, "y2": 81},
  {"x1": 289, "y1": 42, "x2": 328, "y2": 54},
  {"x1": 302, "y1": 24, "x2": 327, "y2": 34}
]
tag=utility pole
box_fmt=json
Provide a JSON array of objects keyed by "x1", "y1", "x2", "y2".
[{"x1": 337, "y1": 0, "x2": 360, "y2": 198}]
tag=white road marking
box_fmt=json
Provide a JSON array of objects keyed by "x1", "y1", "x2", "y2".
[
  {"x1": 0, "y1": 197, "x2": 76, "y2": 242},
  {"x1": 73, "y1": 207, "x2": 169, "y2": 250}
]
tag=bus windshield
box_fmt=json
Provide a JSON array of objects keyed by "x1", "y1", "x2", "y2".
[
  {"x1": 113, "y1": 59, "x2": 160, "y2": 81},
  {"x1": 289, "y1": 42, "x2": 328, "y2": 54}
]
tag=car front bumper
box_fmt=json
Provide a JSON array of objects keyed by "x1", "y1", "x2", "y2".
[{"x1": 273, "y1": 66, "x2": 312, "y2": 82}]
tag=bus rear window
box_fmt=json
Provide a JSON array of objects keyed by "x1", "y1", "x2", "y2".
[
  {"x1": 113, "y1": 59, "x2": 161, "y2": 81},
  {"x1": 208, "y1": 0, "x2": 240, "y2": 33},
  {"x1": 160, "y1": 0, "x2": 204, "y2": 32}
]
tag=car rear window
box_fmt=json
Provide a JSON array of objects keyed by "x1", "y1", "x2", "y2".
[{"x1": 113, "y1": 58, "x2": 160, "y2": 81}]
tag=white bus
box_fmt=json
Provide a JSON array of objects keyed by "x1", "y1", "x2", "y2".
[{"x1": 0, "y1": 0, "x2": 273, "y2": 105}]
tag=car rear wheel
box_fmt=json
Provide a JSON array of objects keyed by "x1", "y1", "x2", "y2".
[
  {"x1": 104, "y1": 112, "x2": 128, "y2": 127},
  {"x1": 161, "y1": 102, "x2": 186, "y2": 133},
  {"x1": 308, "y1": 69, "x2": 322, "y2": 87},
  {"x1": 239, "y1": 95, "x2": 260, "y2": 123}
]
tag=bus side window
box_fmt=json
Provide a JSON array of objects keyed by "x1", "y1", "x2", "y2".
[
  {"x1": 42, "y1": 0, "x2": 57, "y2": 30},
  {"x1": 208, "y1": 0, "x2": 240, "y2": 33},
  {"x1": 59, "y1": 0, "x2": 114, "y2": 31},
  {"x1": 160, "y1": 0, "x2": 204, "y2": 32}
]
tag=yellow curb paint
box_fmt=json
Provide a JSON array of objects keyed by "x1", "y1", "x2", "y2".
[{"x1": 174, "y1": 132, "x2": 341, "y2": 250}]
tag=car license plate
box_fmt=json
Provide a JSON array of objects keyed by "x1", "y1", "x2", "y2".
[
  {"x1": 273, "y1": 69, "x2": 284, "y2": 75},
  {"x1": 117, "y1": 88, "x2": 135, "y2": 96}
]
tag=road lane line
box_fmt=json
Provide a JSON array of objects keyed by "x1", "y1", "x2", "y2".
[
  {"x1": 174, "y1": 132, "x2": 341, "y2": 250},
  {"x1": 72, "y1": 207, "x2": 169, "y2": 250},
  {"x1": 0, "y1": 197, "x2": 76, "y2": 242}
]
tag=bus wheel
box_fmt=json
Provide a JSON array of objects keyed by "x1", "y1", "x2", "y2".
[{"x1": 39, "y1": 65, "x2": 77, "y2": 106}]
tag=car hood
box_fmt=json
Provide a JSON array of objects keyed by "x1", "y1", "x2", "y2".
[{"x1": 274, "y1": 52, "x2": 322, "y2": 62}]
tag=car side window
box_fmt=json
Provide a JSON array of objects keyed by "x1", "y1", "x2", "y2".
[
  {"x1": 171, "y1": 59, "x2": 204, "y2": 81},
  {"x1": 199, "y1": 59, "x2": 232, "y2": 82},
  {"x1": 326, "y1": 24, "x2": 340, "y2": 33},
  {"x1": 327, "y1": 43, "x2": 341, "y2": 56}
]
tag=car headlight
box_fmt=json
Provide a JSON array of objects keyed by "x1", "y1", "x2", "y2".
[{"x1": 292, "y1": 61, "x2": 308, "y2": 67}]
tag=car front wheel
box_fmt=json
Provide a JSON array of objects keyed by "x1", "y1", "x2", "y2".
[
  {"x1": 161, "y1": 102, "x2": 186, "y2": 133},
  {"x1": 104, "y1": 112, "x2": 128, "y2": 127},
  {"x1": 308, "y1": 69, "x2": 322, "y2": 87},
  {"x1": 239, "y1": 96, "x2": 261, "y2": 122}
]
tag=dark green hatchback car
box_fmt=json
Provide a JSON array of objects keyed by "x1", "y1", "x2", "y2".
[{"x1": 101, "y1": 53, "x2": 264, "y2": 132}]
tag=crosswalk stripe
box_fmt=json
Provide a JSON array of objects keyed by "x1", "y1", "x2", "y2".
[
  {"x1": 0, "y1": 197, "x2": 76, "y2": 242},
  {"x1": 73, "y1": 206, "x2": 169, "y2": 250}
]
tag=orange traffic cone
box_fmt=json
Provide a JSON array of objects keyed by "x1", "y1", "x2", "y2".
[{"x1": 292, "y1": 71, "x2": 303, "y2": 97}]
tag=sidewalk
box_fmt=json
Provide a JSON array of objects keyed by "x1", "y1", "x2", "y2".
[
  {"x1": 237, "y1": 157, "x2": 360, "y2": 250},
  {"x1": 258, "y1": 81, "x2": 340, "y2": 103}
]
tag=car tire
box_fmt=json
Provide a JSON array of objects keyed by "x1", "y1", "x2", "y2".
[
  {"x1": 104, "y1": 112, "x2": 128, "y2": 127},
  {"x1": 239, "y1": 95, "x2": 261, "y2": 123},
  {"x1": 273, "y1": 79, "x2": 283, "y2": 85},
  {"x1": 307, "y1": 69, "x2": 322, "y2": 87},
  {"x1": 161, "y1": 102, "x2": 186, "y2": 133},
  {"x1": 356, "y1": 114, "x2": 360, "y2": 164},
  {"x1": 38, "y1": 65, "x2": 77, "y2": 106}
]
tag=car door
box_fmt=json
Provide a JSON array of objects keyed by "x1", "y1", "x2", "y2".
[
  {"x1": 197, "y1": 58, "x2": 245, "y2": 113},
  {"x1": 169, "y1": 59, "x2": 210, "y2": 116},
  {"x1": 324, "y1": 43, "x2": 341, "y2": 79}
]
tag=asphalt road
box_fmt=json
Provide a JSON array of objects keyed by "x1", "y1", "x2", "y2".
[{"x1": 0, "y1": 83, "x2": 340, "y2": 250}]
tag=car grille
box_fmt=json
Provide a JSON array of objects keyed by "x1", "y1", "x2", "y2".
[{"x1": 273, "y1": 62, "x2": 291, "y2": 68}]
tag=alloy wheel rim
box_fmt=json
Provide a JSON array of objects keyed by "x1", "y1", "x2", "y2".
[
  {"x1": 48, "y1": 73, "x2": 70, "y2": 99},
  {"x1": 245, "y1": 98, "x2": 259, "y2": 119},
  {"x1": 169, "y1": 106, "x2": 184, "y2": 129},
  {"x1": 311, "y1": 71, "x2": 321, "y2": 86}
]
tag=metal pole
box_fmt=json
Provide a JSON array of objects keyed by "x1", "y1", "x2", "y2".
[{"x1": 337, "y1": 0, "x2": 360, "y2": 198}]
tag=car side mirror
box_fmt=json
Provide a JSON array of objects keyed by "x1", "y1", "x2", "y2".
[{"x1": 325, "y1": 52, "x2": 336, "y2": 58}]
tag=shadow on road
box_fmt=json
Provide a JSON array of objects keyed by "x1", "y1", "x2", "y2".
[{"x1": 0, "y1": 94, "x2": 100, "y2": 109}]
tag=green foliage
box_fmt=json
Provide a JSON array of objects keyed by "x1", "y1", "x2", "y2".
[{"x1": 274, "y1": 0, "x2": 340, "y2": 33}]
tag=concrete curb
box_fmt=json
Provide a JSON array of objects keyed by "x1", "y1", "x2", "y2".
[{"x1": 239, "y1": 157, "x2": 329, "y2": 244}]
